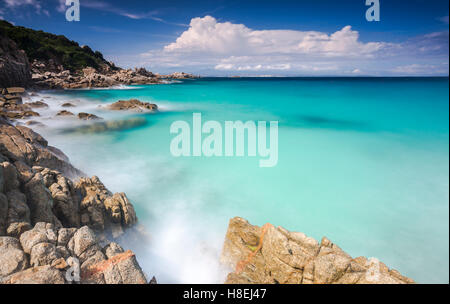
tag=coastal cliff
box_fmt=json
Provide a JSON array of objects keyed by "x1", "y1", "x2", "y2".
[
  {"x1": 0, "y1": 119, "x2": 151, "y2": 284},
  {"x1": 221, "y1": 217, "x2": 415, "y2": 284},
  {"x1": 0, "y1": 20, "x2": 197, "y2": 89},
  {"x1": 0, "y1": 35, "x2": 31, "y2": 88}
]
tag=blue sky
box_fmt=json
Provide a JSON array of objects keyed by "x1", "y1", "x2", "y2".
[{"x1": 1, "y1": 0, "x2": 449, "y2": 76}]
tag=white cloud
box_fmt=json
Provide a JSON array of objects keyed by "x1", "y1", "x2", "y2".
[
  {"x1": 140, "y1": 16, "x2": 392, "y2": 75},
  {"x1": 215, "y1": 63, "x2": 291, "y2": 71},
  {"x1": 136, "y1": 16, "x2": 448, "y2": 76},
  {"x1": 3, "y1": 0, "x2": 45, "y2": 15},
  {"x1": 392, "y1": 63, "x2": 449, "y2": 75},
  {"x1": 164, "y1": 16, "x2": 385, "y2": 58},
  {"x1": 4, "y1": 0, "x2": 41, "y2": 10}
]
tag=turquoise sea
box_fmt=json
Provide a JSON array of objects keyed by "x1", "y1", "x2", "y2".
[{"x1": 36, "y1": 77, "x2": 449, "y2": 283}]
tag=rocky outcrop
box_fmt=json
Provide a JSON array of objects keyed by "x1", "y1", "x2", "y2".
[
  {"x1": 163, "y1": 72, "x2": 198, "y2": 79},
  {"x1": 74, "y1": 176, "x2": 137, "y2": 238},
  {"x1": 221, "y1": 217, "x2": 415, "y2": 284},
  {"x1": 0, "y1": 124, "x2": 150, "y2": 284},
  {"x1": 107, "y1": 99, "x2": 158, "y2": 112},
  {"x1": 31, "y1": 66, "x2": 163, "y2": 90},
  {"x1": 0, "y1": 223, "x2": 147, "y2": 284},
  {"x1": 30, "y1": 64, "x2": 199, "y2": 90},
  {"x1": 0, "y1": 126, "x2": 138, "y2": 237},
  {"x1": 0, "y1": 124, "x2": 82, "y2": 178},
  {"x1": 0, "y1": 88, "x2": 40, "y2": 122},
  {"x1": 0, "y1": 36, "x2": 31, "y2": 88}
]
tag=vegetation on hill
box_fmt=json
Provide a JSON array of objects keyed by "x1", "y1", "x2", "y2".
[{"x1": 0, "y1": 20, "x2": 113, "y2": 72}]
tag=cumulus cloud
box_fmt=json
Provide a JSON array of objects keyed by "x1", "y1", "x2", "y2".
[
  {"x1": 140, "y1": 16, "x2": 398, "y2": 75},
  {"x1": 164, "y1": 16, "x2": 385, "y2": 58},
  {"x1": 138, "y1": 16, "x2": 448, "y2": 76}
]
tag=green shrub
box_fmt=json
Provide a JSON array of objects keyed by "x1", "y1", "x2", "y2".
[{"x1": 0, "y1": 20, "x2": 111, "y2": 72}]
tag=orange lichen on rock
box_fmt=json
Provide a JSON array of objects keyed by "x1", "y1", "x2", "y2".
[
  {"x1": 81, "y1": 250, "x2": 134, "y2": 279},
  {"x1": 235, "y1": 223, "x2": 272, "y2": 274}
]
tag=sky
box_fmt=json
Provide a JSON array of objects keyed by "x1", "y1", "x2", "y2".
[{"x1": 0, "y1": 0, "x2": 449, "y2": 76}]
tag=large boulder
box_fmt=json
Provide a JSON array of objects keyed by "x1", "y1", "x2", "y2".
[
  {"x1": 75, "y1": 176, "x2": 137, "y2": 237},
  {"x1": 0, "y1": 236, "x2": 29, "y2": 277},
  {"x1": 0, "y1": 265, "x2": 65, "y2": 284},
  {"x1": 81, "y1": 250, "x2": 147, "y2": 284},
  {"x1": 47, "y1": 173, "x2": 80, "y2": 227},
  {"x1": 70, "y1": 226, "x2": 98, "y2": 258},
  {"x1": 30, "y1": 242, "x2": 61, "y2": 267},
  {"x1": 19, "y1": 222, "x2": 57, "y2": 254},
  {"x1": 23, "y1": 173, "x2": 61, "y2": 227},
  {"x1": 221, "y1": 217, "x2": 415, "y2": 284}
]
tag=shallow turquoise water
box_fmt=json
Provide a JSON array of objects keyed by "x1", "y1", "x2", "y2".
[{"x1": 41, "y1": 78, "x2": 449, "y2": 283}]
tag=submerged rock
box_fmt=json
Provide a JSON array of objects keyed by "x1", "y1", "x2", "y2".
[
  {"x1": 56, "y1": 110, "x2": 74, "y2": 117},
  {"x1": 107, "y1": 99, "x2": 158, "y2": 112},
  {"x1": 26, "y1": 101, "x2": 49, "y2": 108},
  {"x1": 25, "y1": 120, "x2": 46, "y2": 127},
  {"x1": 66, "y1": 117, "x2": 147, "y2": 134},
  {"x1": 77, "y1": 112, "x2": 102, "y2": 121},
  {"x1": 221, "y1": 217, "x2": 415, "y2": 284},
  {"x1": 61, "y1": 103, "x2": 75, "y2": 108}
]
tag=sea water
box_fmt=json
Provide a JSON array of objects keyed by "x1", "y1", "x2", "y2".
[{"x1": 34, "y1": 77, "x2": 449, "y2": 283}]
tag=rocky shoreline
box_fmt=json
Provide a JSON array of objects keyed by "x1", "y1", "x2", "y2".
[
  {"x1": 31, "y1": 64, "x2": 198, "y2": 90},
  {"x1": 0, "y1": 115, "x2": 154, "y2": 284}
]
